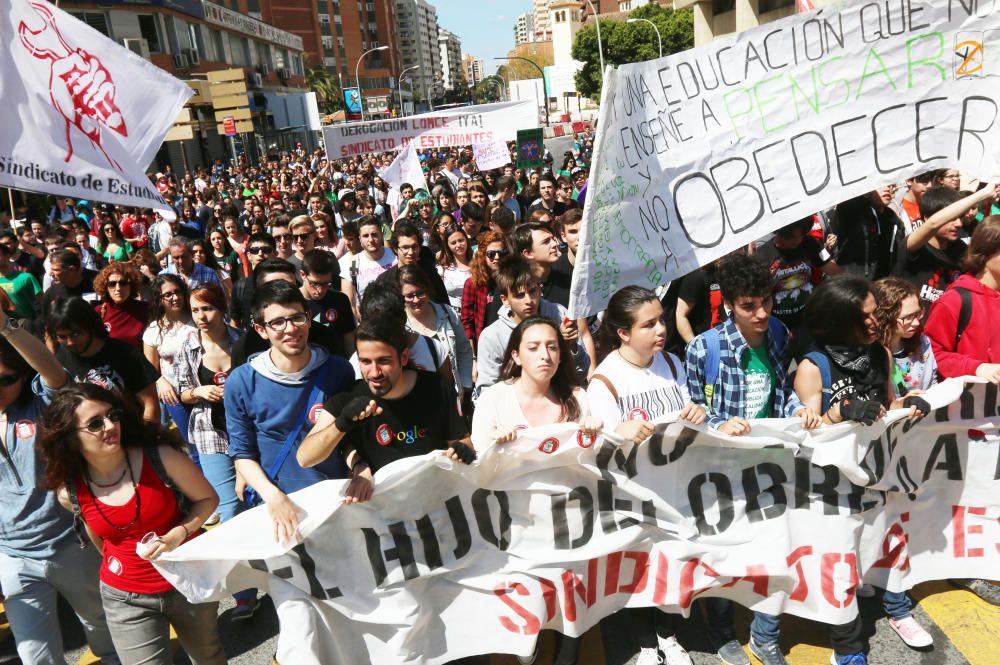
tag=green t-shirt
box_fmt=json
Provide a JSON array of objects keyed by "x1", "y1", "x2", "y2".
[
  {"x1": 0, "y1": 270, "x2": 42, "y2": 320},
  {"x1": 741, "y1": 343, "x2": 775, "y2": 419}
]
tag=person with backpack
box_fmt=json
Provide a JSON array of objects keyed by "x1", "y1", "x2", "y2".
[
  {"x1": 587, "y1": 285, "x2": 706, "y2": 665},
  {"x1": 684, "y1": 252, "x2": 820, "y2": 665},
  {"x1": 38, "y1": 383, "x2": 225, "y2": 665},
  {"x1": 923, "y1": 216, "x2": 1000, "y2": 606}
]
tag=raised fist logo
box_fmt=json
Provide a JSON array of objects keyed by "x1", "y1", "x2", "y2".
[{"x1": 18, "y1": 1, "x2": 128, "y2": 170}]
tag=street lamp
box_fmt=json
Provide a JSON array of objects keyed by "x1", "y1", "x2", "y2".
[
  {"x1": 398, "y1": 65, "x2": 420, "y2": 117},
  {"x1": 495, "y1": 56, "x2": 549, "y2": 126},
  {"x1": 355, "y1": 45, "x2": 389, "y2": 122},
  {"x1": 583, "y1": 0, "x2": 606, "y2": 79},
  {"x1": 627, "y1": 18, "x2": 663, "y2": 59}
]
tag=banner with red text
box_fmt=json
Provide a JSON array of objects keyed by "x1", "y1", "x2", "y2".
[
  {"x1": 569, "y1": 0, "x2": 1000, "y2": 317},
  {"x1": 322, "y1": 101, "x2": 537, "y2": 159},
  {"x1": 1, "y1": 0, "x2": 191, "y2": 212},
  {"x1": 157, "y1": 378, "x2": 1000, "y2": 664}
]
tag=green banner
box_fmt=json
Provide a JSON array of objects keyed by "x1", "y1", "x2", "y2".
[{"x1": 516, "y1": 128, "x2": 544, "y2": 169}]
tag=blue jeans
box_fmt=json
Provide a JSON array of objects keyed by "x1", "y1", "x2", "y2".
[
  {"x1": 0, "y1": 539, "x2": 120, "y2": 665},
  {"x1": 882, "y1": 589, "x2": 913, "y2": 620},
  {"x1": 199, "y1": 451, "x2": 255, "y2": 603},
  {"x1": 706, "y1": 598, "x2": 780, "y2": 646}
]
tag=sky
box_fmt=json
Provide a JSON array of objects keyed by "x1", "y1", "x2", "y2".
[{"x1": 432, "y1": 0, "x2": 533, "y2": 76}]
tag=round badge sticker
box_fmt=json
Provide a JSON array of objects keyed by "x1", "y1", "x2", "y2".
[
  {"x1": 577, "y1": 430, "x2": 596, "y2": 448},
  {"x1": 514, "y1": 424, "x2": 528, "y2": 431},
  {"x1": 376, "y1": 423, "x2": 394, "y2": 446},
  {"x1": 308, "y1": 403, "x2": 324, "y2": 424},
  {"x1": 107, "y1": 555, "x2": 123, "y2": 576},
  {"x1": 628, "y1": 408, "x2": 649, "y2": 421},
  {"x1": 104, "y1": 322, "x2": 112, "y2": 333},
  {"x1": 14, "y1": 420, "x2": 35, "y2": 440},
  {"x1": 212, "y1": 371, "x2": 228, "y2": 386},
  {"x1": 538, "y1": 437, "x2": 560, "y2": 454},
  {"x1": 324, "y1": 308, "x2": 339, "y2": 323}
]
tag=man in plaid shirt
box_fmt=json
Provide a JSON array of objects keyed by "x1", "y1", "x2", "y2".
[{"x1": 684, "y1": 251, "x2": 821, "y2": 665}]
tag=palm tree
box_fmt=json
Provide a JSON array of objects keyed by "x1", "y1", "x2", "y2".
[{"x1": 305, "y1": 63, "x2": 343, "y2": 114}]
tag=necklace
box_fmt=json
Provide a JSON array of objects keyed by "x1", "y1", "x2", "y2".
[
  {"x1": 90, "y1": 464, "x2": 127, "y2": 488},
  {"x1": 617, "y1": 348, "x2": 653, "y2": 370},
  {"x1": 84, "y1": 453, "x2": 141, "y2": 532}
]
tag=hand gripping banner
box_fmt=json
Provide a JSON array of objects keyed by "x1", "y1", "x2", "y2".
[{"x1": 157, "y1": 378, "x2": 1000, "y2": 664}]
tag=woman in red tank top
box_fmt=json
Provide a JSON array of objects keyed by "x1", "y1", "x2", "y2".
[{"x1": 39, "y1": 383, "x2": 226, "y2": 665}]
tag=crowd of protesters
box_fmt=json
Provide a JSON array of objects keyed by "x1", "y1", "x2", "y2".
[{"x1": 0, "y1": 131, "x2": 998, "y2": 665}]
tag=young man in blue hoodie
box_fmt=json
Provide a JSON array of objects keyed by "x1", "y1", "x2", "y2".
[{"x1": 225, "y1": 280, "x2": 354, "y2": 545}]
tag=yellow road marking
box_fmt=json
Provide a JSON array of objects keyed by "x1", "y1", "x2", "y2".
[
  {"x1": 77, "y1": 626, "x2": 178, "y2": 664},
  {"x1": 912, "y1": 580, "x2": 1000, "y2": 665}
]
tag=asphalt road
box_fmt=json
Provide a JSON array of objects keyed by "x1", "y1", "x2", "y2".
[{"x1": 2, "y1": 579, "x2": 991, "y2": 664}]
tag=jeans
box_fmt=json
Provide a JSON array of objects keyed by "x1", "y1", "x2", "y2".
[
  {"x1": 163, "y1": 402, "x2": 191, "y2": 445},
  {"x1": 714, "y1": 598, "x2": 863, "y2": 655},
  {"x1": 882, "y1": 590, "x2": 913, "y2": 620},
  {"x1": 199, "y1": 451, "x2": 255, "y2": 604},
  {"x1": 100, "y1": 582, "x2": 226, "y2": 665},
  {"x1": 0, "y1": 540, "x2": 120, "y2": 665}
]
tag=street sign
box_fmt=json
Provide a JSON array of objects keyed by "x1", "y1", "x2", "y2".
[
  {"x1": 218, "y1": 119, "x2": 253, "y2": 134},
  {"x1": 207, "y1": 68, "x2": 245, "y2": 82},
  {"x1": 164, "y1": 124, "x2": 194, "y2": 142},
  {"x1": 516, "y1": 128, "x2": 544, "y2": 169},
  {"x1": 211, "y1": 81, "x2": 247, "y2": 97},
  {"x1": 211, "y1": 93, "x2": 249, "y2": 110},
  {"x1": 214, "y1": 107, "x2": 252, "y2": 123},
  {"x1": 222, "y1": 116, "x2": 237, "y2": 136}
]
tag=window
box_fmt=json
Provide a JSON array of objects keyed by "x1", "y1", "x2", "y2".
[
  {"x1": 247, "y1": 0, "x2": 261, "y2": 12},
  {"x1": 187, "y1": 22, "x2": 204, "y2": 57},
  {"x1": 712, "y1": 0, "x2": 735, "y2": 12},
  {"x1": 257, "y1": 41, "x2": 271, "y2": 68},
  {"x1": 137, "y1": 14, "x2": 162, "y2": 53},
  {"x1": 68, "y1": 12, "x2": 109, "y2": 37},
  {"x1": 759, "y1": 0, "x2": 794, "y2": 11},
  {"x1": 212, "y1": 29, "x2": 225, "y2": 62}
]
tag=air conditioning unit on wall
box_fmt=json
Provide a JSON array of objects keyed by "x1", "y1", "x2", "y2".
[
  {"x1": 172, "y1": 52, "x2": 190, "y2": 69},
  {"x1": 122, "y1": 38, "x2": 150, "y2": 60}
]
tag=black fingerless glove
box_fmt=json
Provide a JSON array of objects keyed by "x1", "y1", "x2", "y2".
[
  {"x1": 902, "y1": 395, "x2": 931, "y2": 414},
  {"x1": 450, "y1": 443, "x2": 477, "y2": 465},
  {"x1": 335, "y1": 396, "x2": 372, "y2": 433},
  {"x1": 838, "y1": 398, "x2": 882, "y2": 425}
]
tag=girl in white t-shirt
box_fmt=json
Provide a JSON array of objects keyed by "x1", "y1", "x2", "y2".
[
  {"x1": 471, "y1": 316, "x2": 600, "y2": 665},
  {"x1": 586, "y1": 285, "x2": 706, "y2": 665},
  {"x1": 142, "y1": 274, "x2": 197, "y2": 438}
]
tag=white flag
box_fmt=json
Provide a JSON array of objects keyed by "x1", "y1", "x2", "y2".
[
  {"x1": 0, "y1": 0, "x2": 192, "y2": 212},
  {"x1": 379, "y1": 142, "x2": 427, "y2": 214}
]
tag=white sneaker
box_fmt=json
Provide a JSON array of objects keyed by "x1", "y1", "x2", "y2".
[
  {"x1": 658, "y1": 636, "x2": 693, "y2": 665},
  {"x1": 204, "y1": 512, "x2": 221, "y2": 527},
  {"x1": 888, "y1": 616, "x2": 933, "y2": 648},
  {"x1": 636, "y1": 647, "x2": 664, "y2": 665},
  {"x1": 855, "y1": 584, "x2": 876, "y2": 598}
]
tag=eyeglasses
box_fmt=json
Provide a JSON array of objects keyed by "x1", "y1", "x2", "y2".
[
  {"x1": 272, "y1": 234, "x2": 291, "y2": 242},
  {"x1": 0, "y1": 372, "x2": 22, "y2": 387},
  {"x1": 485, "y1": 249, "x2": 509, "y2": 260},
  {"x1": 306, "y1": 278, "x2": 332, "y2": 288},
  {"x1": 160, "y1": 289, "x2": 182, "y2": 300},
  {"x1": 55, "y1": 329, "x2": 85, "y2": 344},
  {"x1": 107, "y1": 279, "x2": 129, "y2": 289},
  {"x1": 246, "y1": 246, "x2": 273, "y2": 255},
  {"x1": 78, "y1": 408, "x2": 124, "y2": 434},
  {"x1": 403, "y1": 290, "x2": 428, "y2": 302},
  {"x1": 293, "y1": 233, "x2": 313, "y2": 242},
  {"x1": 262, "y1": 312, "x2": 309, "y2": 331},
  {"x1": 898, "y1": 309, "x2": 924, "y2": 325}
]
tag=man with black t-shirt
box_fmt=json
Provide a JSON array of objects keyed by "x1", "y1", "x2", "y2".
[
  {"x1": 670, "y1": 260, "x2": 726, "y2": 354},
  {"x1": 300, "y1": 249, "x2": 355, "y2": 354},
  {"x1": 756, "y1": 218, "x2": 842, "y2": 332},
  {"x1": 47, "y1": 297, "x2": 160, "y2": 422},
  {"x1": 897, "y1": 185, "x2": 997, "y2": 307},
  {"x1": 297, "y1": 316, "x2": 475, "y2": 502},
  {"x1": 42, "y1": 249, "x2": 97, "y2": 319}
]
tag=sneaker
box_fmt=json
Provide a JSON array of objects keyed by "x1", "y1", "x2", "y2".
[
  {"x1": 636, "y1": 647, "x2": 664, "y2": 665},
  {"x1": 716, "y1": 639, "x2": 750, "y2": 665},
  {"x1": 830, "y1": 653, "x2": 868, "y2": 665},
  {"x1": 855, "y1": 584, "x2": 876, "y2": 598},
  {"x1": 230, "y1": 597, "x2": 261, "y2": 621},
  {"x1": 749, "y1": 637, "x2": 789, "y2": 665},
  {"x1": 204, "y1": 512, "x2": 221, "y2": 527},
  {"x1": 949, "y1": 579, "x2": 1000, "y2": 606},
  {"x1": 516, "y1": 643, "x2": 538, "y2": 665},
  {"x1": 888, "y1": 616, "x2": 933, "y2": 648},
  {"x1": 657, "y1": 636, "x2": 692, "y2": 665}
]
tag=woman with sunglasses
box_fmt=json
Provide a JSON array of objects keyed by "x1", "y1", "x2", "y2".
[
  {"x1": 38, "y1": 384, "x2": 225, "y2": 665},
  {"x1": 436, "y1": 224, "x2": 473, "y2": 316},
  {"x1": 143, "y1": 275, "x2": 197, "y2": 444},
  {"x1": 97, "y1": 221, "x2": 132, "y2": 263},
  {"x1": 461, "y1": 231, "x2": 508, "y2": 362},
  {"x1": 94, "y1": 262, "x2": 148, "y2": 349},
  {"x1": 173, "y1": 283, "x2": 260, "y2": 619}
]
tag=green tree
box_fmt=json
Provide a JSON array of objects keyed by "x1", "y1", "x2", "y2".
[
  {"x1": 571, "y1": 4, "x2": 694, "y2": 99},
  {"x1": 304, "y1": 62, "x2": 343, "y2": 114}
]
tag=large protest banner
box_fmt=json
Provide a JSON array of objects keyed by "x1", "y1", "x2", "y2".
[
  {"x1": 322, "y1": 101, "x2": 537, "y2": 159},
  {"x1": 569, "y1": 0, "x2": 1000, "y2": 317},
  {"x1": 157, "y1": 378, "x2": 1000, "y2": 664},
  {"x1": 0, "y1": 0, "x2": 191, "y2": 213}
]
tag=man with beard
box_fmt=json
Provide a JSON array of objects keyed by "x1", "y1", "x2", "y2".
[
  {"x1": 297, "y1": 315, "x2": 475, "y2": 504},
  {"x1": 225, "y1": 280, "x2": 354, "y2": 544}
]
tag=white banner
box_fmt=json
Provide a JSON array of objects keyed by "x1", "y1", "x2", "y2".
[
  {"x1": 569, "y1": 0, "x2": 1000, "y2": 317},
  {"x1": 0, "y1": 0, "x2": 191, "y2": 212},
  {"x1": 157, "y1": 378, "x2": 1000, "y2": 663},
  {"x1": 323, "y1": 101, "x2": 537, "y2": 159},
  {"x1": 473, "y1": 139, "x2": 512, "y2": 171}
]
